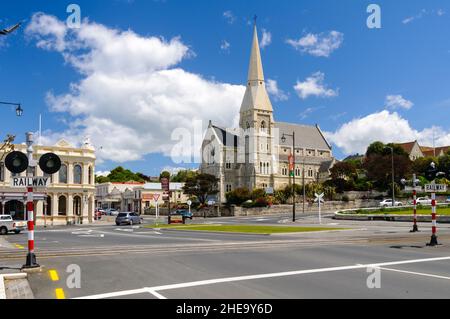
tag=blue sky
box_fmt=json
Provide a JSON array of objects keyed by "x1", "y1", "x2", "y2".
[{"x1": 1, "y1": 0, "x2": 449, "y2": 176}]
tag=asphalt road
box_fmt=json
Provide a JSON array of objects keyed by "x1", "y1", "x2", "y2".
[{"x1": 1, "y1": 214, "x2": 450, "y2": 299}]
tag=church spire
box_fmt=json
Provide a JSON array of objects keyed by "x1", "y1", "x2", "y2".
[
  {"x1": 239, "y1": 18, "x2": 273, "y2": 117},
  {"x1": 247, "y1": 22, "x2": 265, "y2": 83}
]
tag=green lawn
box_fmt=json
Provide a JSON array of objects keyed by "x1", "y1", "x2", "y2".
[
  {"x1": 343, "y1": 206, "x2": 450, "y2": 216},
  {"x1": 144, "y1": 224, "x2": 346, "y2": 234}
]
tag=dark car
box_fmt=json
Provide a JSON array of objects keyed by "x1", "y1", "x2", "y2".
[
  {"x1": 115, "y1": 212, "x2": 142, "y2": 226},
  {"x1": 174, "y1": 209, "x2": 193, "y2": 220}
]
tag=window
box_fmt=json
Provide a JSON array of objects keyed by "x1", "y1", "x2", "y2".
[
  {"x1": 74, "y1": 164, "x2": 82, "y2": 184},
  {"x1": 58, "y1": 196, "x2": 67, "y2": 216},
  {"x1": 0, "y1": 162, "x2": 4, "y2": 182},
  {"x1": 260, "y1": 121, "x2": 266, "y2": 133},
  {"x1": 282, "y1": 168, "x2": 288, "y2": 176},
  {"x1": 308, "y1": 169, "x2": 313, "y2": 177},
  {"x1": 59, "y1": 164, "x2": 68, "y2": 184},
  {"x1": 225, "y1": 162, "x2": 232, "y2": 169},
  {"x1": 226, "y1": 184, "x2": 232, "y2": 192}
]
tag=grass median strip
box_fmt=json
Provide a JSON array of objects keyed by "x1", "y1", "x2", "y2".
[
  {"x1": 343, "y1": 206, "x2": 450, "y2": 216},
  {"x1": 145, "y1": 224, "x2": 346, "y2": 234}
]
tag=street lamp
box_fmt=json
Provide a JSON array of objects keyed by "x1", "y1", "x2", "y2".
[
  {"x1": 0, "y1": 101, "x2": 23, "y2": 117},
  {"x1": 385, "y1": 146, "x2": 395, "y2": 206},
  {"x1": 282, "y1": 132, "x2": 297, "y2": 222}
]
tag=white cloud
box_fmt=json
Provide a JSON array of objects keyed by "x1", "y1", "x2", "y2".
[
  {"x1": 266, "y1": 79, "x2": 288, "y2": 101},
  {"x1": 220, "y1": 40, "x2": 230, "y2": 52},
  {"x1": 403, "y1": 9, "x2": 445, "y2": 24},
  {"x1": 299, "y1": 107, "x2": 320, "y2": 120},
  {"x1": 95, "y1": 171, "x2": 110, "y2": 177},
  {"x1": 325, "y1": 110, "x2": 450, "y2": 155},
  {"x1": 287, "y1": 31, "x2": 343, "y2": 57},
  {"x1": 294, "y1": 72, "x2": 338, "y2": 99},
  {"x1": 385, "y1": 95, "x2": 414, "y2": 110},
  {"x1": 260, "y1": 29, "x2": 272, "y2": 49},
  {"x1": 223, "y1": 11, "x2": 236, "y2": 24},
  {"x1": 27, "y1": 13, "x2": 245, "y2": 163}
]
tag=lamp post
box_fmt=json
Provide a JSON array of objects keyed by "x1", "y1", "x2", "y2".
[
  {"x1": 282, "y1": 132, "x2": 296, "y2": 222},
  {"x1": 0, "y1": 101, "x2": 23, "y2": 117},
  {"x1": 385, "y1": 146, "x2": 395, "y2": 206}
]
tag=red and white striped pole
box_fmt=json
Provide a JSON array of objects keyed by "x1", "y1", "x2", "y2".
[
  {"x1": 427, "y1": 192, "x2": 439, "y2": 246},
  {"x1": 24, "y1": 186, "x2": 39, "y2": 268},
  {"x1": 411, "y1": 189, "x2": 419, "y2": 232}
]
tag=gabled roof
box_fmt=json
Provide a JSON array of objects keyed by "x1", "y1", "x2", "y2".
[
  {"x1": 396, "y1": 141, "x2": 418, "y2": 154},
  {"x1": 212, "y1": 125, "x2": 238, "y2": 148},
  {"x1": 275, "y1": 122, "x2": 332, "y2": 150}
]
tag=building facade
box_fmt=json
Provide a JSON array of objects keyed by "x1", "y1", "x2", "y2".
[
  {"x1": 397, "y1": 140, "x2": 450, "y2": 160},
  {"x1": 0, "y1": 139, "x2": 96, "y2": 225},
  {"x1": 200, "y1": 25, "x2": 335, "y2": 203}
]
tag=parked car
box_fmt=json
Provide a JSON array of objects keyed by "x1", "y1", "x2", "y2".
[
  {"x1": 174, "y1": 209, "x2": 193, "y2": 220},
  {"x1": 446, "y1": 197, "x2": 450, "y2": 203},
  {"x1": 94, "y1": 209, "x2": 102, "y2": 220},
  {"x1": 115, "y1": 212, "x2": 142, "y2": 226},
  {"x1": 106, "y1": 208, "x2": 119, "y2": 216},
  {"x1": 98, "y1": 209, "x2": 107, "y2": 215},
  {"x1": 379, "y1": 199, "x2": 403, "y2": 207},
  {"x1": 0, "y1": 215, "x2": 26, "y2": 235},
  {"x1": 416, "y1": 197, "x2": 432, "y2": 205}
]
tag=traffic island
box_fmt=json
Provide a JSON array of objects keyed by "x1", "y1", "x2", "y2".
[
  {"x1": 145, "y1": 224, "x2": 346, "y2": 235},
  {"x1": 334, "y1": 205, "x2": 450, "y2": 223}
]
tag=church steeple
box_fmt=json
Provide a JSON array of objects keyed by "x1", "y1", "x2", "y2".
[
  {"x1": 239, "y1": 22, "x2": 273, "y2": 117},
  {"x1": 248, "y1": 23, "x2": 265, "y2": 83}
]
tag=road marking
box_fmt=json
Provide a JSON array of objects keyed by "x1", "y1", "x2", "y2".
[
  {"x1": 14, "y1": 244, "x2": 25, "y2": 249},
  {"x1": 55, "y1": 288, "x2": 66, "y2": 299},
  {"x1": 148, "y1": 289, "x2": 167, "y2": 299},
  {"x1": 49, "y1": 270, "x2": 60, "y2": 281},
  {"x1": 75, "y1": 255, "x2": 450, "y2": 299},
  {"x1": 379, "y1": 267, "x2": 450, "y2": 280},
  {"x1": 79, "y1": 234, "x2": 105, "y2": 238}
]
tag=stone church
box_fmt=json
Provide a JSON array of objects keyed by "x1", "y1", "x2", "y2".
[{"x1": 200, "y1": 24, "x2": 335, "y2": 203}]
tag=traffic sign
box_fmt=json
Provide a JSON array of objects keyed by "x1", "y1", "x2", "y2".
[
  {"x1": 265, "y1": 187, "x2": 274, "y2": 195},
  {"x1": 425, "y1": 184, "x2": 447, "y2": 193},
  {"x1": 314, "y1": 193, "x2": 325, "y2": 203},
  {"x1": 153, "y1": 194, "x2": 160, "y2": 201},
  {"x1": 10, "y1": 177, "x2": 50, "y2": 188},
  {"x1": 187, "y1": 200, "x2": 192, "y2": 206}
]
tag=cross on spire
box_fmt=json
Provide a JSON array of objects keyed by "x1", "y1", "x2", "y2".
[{"x1": 253, "y1": 15, "x2": 257, "y2": 26}]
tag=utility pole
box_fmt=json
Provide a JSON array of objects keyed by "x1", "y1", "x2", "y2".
[{"x1": 282, "y1": 132, "x2": 296, "y2": 222}]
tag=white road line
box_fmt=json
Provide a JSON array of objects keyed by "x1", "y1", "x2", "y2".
[
  {"x1": 74, "y1": 256, "x2": 450, "y2": 299},
  {"x1": 75, "y1": 288, "x2": 149, "y2": 299},
  {"x1": 147, "y1": 289, "x2": 167, "y2": 299},
  {"x1": 379, "y1": 267, "x2": 450, "y2": 280}
]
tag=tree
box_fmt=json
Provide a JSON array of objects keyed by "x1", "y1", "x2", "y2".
[
  {"x1": 159, "y1": 171, "x2": 171, "y2": 181},
  {"x1": 171, "y1": 170, "x2": 198, "y2": 183},
  {"x1": 95, "y1": 175, "x2": 110, "y2": 184},
  {"x1": 182, "y1": 173, "x2": 219, "y2": 205},
  {"x1": 98, "y1": 166, "x2": 144, "y2": 183},
  {"x1": 330, "y1": 161, "x2": 357, "y2": 180},
  {"x1": 363, "y1": 154, "x2": 411, "y2": 190}
]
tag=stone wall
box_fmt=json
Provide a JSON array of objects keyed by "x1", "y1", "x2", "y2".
[{"x1": 231, "y1": 200, "x2": 380, "y2": 217}]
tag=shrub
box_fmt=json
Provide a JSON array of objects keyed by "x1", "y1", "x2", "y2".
[
  {"x1": 254, "y1": 197, "x2": 269, "y2": 207},
  {"x1": 342, "y1": 195, "x2": 350, "y2": 202},
  {"x1": 226, "y1": 188, "x2": 251, "y2": 206},
  {"x1": 251, "y1": 188, "x2": 266, "y2": 200},
  {"x1": 242, "y1": 200, "x2": 254, "y2": 208}
]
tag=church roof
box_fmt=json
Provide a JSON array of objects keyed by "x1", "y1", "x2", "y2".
[
  {"x1": 212, "y1": 125, "x2": 238, "y2": 147},
  {"x1": 275, "y1": 122, "x2": 332, "y2": 151}
]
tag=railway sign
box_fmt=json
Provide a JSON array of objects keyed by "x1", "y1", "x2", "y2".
[
  {"x1": 425, "y1": 184, "x2": 447, "y2": 193},
  {"x1": 10, "y1": 177, "x2": 50, "y2": 188}
]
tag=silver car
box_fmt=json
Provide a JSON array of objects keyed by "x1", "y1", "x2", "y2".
[{"x1": 115, "y1": 212, "x2": 142, "y2": 226}]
